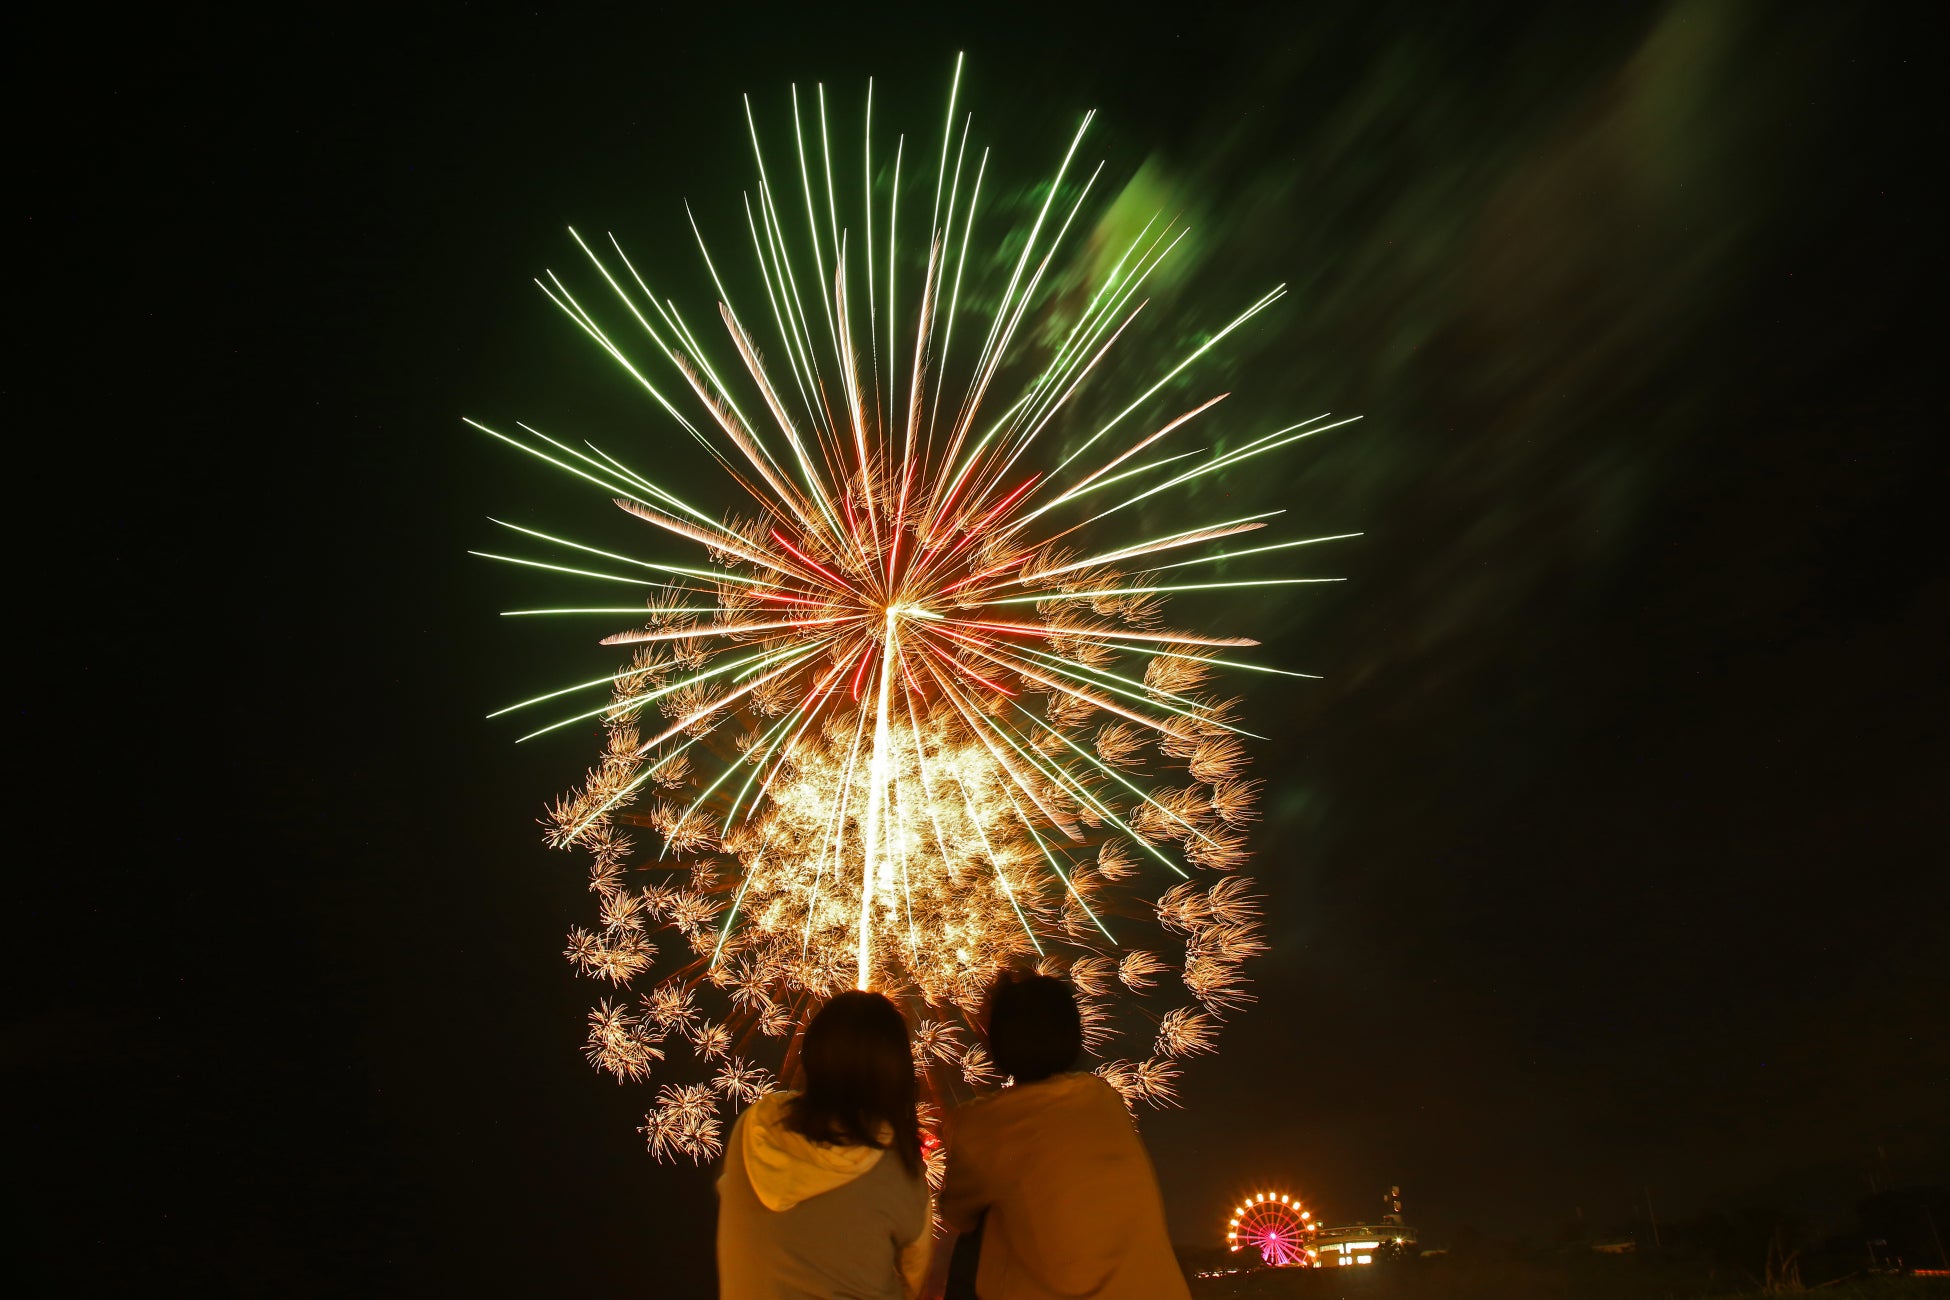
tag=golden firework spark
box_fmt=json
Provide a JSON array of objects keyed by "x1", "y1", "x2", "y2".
[{"x1": 477, "y1": 57, "x2": 1358, "y2": 1162}]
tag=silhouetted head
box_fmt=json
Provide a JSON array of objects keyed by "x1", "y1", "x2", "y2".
[
  {"x1": 786, "y1": 989, "x2": 922, "y2": 1174},
  {"x1": 985, "y1": 971, "x2": 1082, "y2": 1085}
]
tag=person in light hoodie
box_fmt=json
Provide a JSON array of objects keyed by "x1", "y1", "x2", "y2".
[
  {"x1": 940, "y1": 972, "x2": 1190, "y2": 1300},
  {"x1": 718, "y1": 990, "x2": 931, "y2": 1299}
]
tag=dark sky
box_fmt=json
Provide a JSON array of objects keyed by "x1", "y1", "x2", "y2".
[{"x1": 20, "y1": 1, "x2": 1944, "y2": 1293}]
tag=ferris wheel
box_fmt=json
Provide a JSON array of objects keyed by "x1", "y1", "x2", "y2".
[{"x1": 1226, "y1": 1191, "x2": 1315, "y2": 1267}]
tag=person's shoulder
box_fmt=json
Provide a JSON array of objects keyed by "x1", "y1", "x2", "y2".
[
  {"x1": 1045, "y1": 1070, "x2": 1121, "y2": 1102},
  {"x1": 1048, "y1": 1072, "x2": 1142, "y2": 1126},
  {"x1": 945, "y1": 1082, "x2": 1026, "y2": 1145},
  {"x1": 751, "y1": 1088, "x2": 797, "y2": 1115},
  {"x1": 727, "y1": 1089, "x2": 796, "y2": 1149},
  {"x1": 947, "y1": 1086, "x2": 1009, "y2": 1125},
  {"x1": 955, "y1": 1072, "x2": 1116, "y2": 1121}
]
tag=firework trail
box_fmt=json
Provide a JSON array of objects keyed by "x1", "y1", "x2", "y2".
[{"x1": 474, "y1": 56, "x2": 1359, "y2": 1164}]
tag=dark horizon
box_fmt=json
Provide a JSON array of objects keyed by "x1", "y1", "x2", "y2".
[{"x1": 19, "y1": 1, "x2": 1944, "y2": 1293}]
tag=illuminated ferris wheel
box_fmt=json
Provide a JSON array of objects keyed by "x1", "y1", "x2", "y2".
[{"x1": 1226, "y1": 1190, "x2": 1316, "y2": 1267}]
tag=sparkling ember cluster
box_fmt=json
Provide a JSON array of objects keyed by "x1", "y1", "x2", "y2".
[{"x1": 477, "y1": 59, "x2": 1356, "y2": 1167}]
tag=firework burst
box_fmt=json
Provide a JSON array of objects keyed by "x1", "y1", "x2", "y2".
[{"x1": 476, "y1": 57, "x2": 1358, "y2": 1162}]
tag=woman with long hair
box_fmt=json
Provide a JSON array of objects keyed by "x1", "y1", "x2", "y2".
[{"x1": 717, "y1": 990, "x2": 931, "y2": 1299}]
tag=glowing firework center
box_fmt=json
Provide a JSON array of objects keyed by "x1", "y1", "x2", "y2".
[
  {"x1": 478, "y1": 57, "x2": 1359, "y2": 1164},
  {"x1": 740, "y1": 714, "x2": 1043, "y2": 1002}
]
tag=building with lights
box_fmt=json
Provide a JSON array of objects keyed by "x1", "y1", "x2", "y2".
[{"x1": 1310, "y1": 1221, "x2": 1418, "y2": 1267}]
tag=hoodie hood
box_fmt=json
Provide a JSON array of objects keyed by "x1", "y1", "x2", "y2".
[{"x1": 739, "y1": 1092, "x2": 887, "y2": 1212}]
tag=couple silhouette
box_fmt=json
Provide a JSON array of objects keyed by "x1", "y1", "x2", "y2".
[{"x1": 717, "y1": 972, "x2": 1188, "y2": 1299}]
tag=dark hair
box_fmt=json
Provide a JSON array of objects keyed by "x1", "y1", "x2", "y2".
[
  {"x1": 785, "y1": 990, "x2": 922, "y2": 1175},
  {"x1": 985, "y1": 971, "x2": 1082, "y2": 1085}
]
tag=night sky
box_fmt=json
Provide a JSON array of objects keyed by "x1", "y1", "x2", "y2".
[{"x1": 21, "y1": 2, "x2": 1944, "y2": 1293}]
